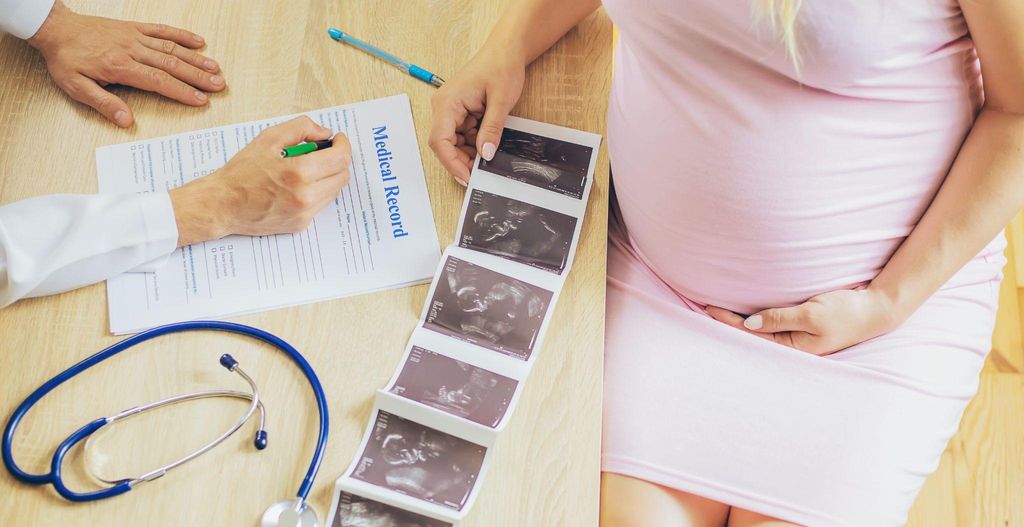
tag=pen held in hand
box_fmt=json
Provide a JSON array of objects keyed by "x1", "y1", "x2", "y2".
[{"x1": 281, "y1": 139, "x2": 334, "y2": 158}]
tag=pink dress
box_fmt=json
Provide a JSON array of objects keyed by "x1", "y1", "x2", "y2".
[{"x1": 600, "y1": 1, "x2": 1006, "y2": 525}]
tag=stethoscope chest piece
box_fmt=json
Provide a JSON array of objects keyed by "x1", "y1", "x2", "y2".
[{"x1": 262, "y1": 498, "x2": 318, "y2": 527}]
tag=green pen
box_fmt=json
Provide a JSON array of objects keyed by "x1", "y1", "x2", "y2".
[{"x1": 281, "y1": 139, "x2": 334, "y2": 158}]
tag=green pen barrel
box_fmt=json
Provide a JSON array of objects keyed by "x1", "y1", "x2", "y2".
[{"x1": 281, "y1": 139, "x2": 333, "y2": 158}]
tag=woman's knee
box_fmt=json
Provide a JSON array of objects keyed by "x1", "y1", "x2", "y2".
[{"x1": 600, "y1": 472, "x2": 731, "y2": 527}]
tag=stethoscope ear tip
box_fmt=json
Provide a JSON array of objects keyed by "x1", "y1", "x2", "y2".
[
  {"x1": 219, "y1": 354, "x2": 238, "y2": 370},
  {"x1": 255, "y1": 430, "x2": 269, "y2": 450}
]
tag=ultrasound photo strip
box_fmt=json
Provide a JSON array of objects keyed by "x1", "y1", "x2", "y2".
[
  {"x1": 328, "y1": 117, "x2": 601, "y2": 526},
  {"x1": 349, "y1": 410, "x2": 487, "y2": 511},
  {"x1": 458, "y1": 189, "x2": 578, "y2": 274},
  {"x1": 421, "y1": 252, "x2": 559, "y2": 362},
  {"x1": 330, "y1": 491, "x2": 453, "y2": 527},
  {"x1": 456, "y1": 116, "x2": 599, "y2": 277},
  {"x1": 388, "y1": 345, "x2": 519, "y2": 429},
  {"x1": 476, "y1": 126, "x2": 595, "y2": 200},
  {"x1": 334, "y1": 408, "x2": 492, "y2": 523}
]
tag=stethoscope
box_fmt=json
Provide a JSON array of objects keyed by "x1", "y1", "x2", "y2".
[{"x1": 1, "y1": 321, "x2": 328, "y2": 527}]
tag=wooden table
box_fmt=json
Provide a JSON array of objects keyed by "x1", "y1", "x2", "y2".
[{"x1": 0, "y1": 1, "x2": 612, "y2": 525}]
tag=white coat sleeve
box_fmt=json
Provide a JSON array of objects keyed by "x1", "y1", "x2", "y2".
[
  {"x1": 0, "y1": 0, "x2": 56, "y2": 39},
  {"x1": 0, "y1": 192, "x2": 179, "y2": 307}
]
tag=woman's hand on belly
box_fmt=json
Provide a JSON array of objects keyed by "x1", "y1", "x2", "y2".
[{"x1": 705, "y1": 286, "x2": 901, "y2": 356}]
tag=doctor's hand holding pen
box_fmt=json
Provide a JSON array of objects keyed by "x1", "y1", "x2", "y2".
[
  {"x1": 169, "y1": 117, "x2": 353, "y2": 247},
  {"x1": 27, "y1": 0, "x2": 225, "y2": 128}
]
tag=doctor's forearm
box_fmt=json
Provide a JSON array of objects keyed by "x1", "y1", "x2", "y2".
[
  {"x1": 0, "y1": 193, "x2": 178, "y2": 307},
  {"x1": 871, "y1": 108, "x2": 1024, "y2": 319}
]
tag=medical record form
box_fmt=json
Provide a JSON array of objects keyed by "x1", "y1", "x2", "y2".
[{"x1": 97, "y1": 94, "x2": 440, "y2": 334}]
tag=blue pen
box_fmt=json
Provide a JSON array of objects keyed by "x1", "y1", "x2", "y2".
[{"x1": 327, "y1": 28, "x2": 445, "y2": 88}]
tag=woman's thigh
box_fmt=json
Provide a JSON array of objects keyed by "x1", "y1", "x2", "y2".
[
  {"x1": 600, "y1": 472, "x2": 731, "y2": 527},
  {"x1": 727, "y1": 508, "x2": 801, "y2": 527}
]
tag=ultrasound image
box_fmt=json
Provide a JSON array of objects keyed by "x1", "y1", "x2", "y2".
[
  {"x1": 478, "y1": 128, "x2": 593, "y2": 199},
  {"x1": 460, "y1": 190, "x2": 577, "y2": 273},
  {"x1": 334, "y1": 492, "x2": 451, "y2": 527},
  {"x1": 390, "y1": 346, "x2": 518, "y2": 428},
  {"x1": 352, "y1": 411, "x2": 487, "y2": 511},
  {"x1": 424, "y1": 257, "x2": 553, "y2": 361}
]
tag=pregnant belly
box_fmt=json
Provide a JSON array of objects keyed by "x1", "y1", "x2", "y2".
[{"x1": 613, "y1": 168, "x2": 933, "y2": 315}]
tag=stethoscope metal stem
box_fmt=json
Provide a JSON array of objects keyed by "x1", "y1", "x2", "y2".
[{"x1": 83, "y1": 382, "x2": 267, "y2": 486}]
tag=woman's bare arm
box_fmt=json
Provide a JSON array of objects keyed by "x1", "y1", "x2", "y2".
[
  {"x1": 708, "y1": 0, "x2": 1024, "y2": 355},
  {"x1": 871, "y1": 0, "x2": 1024, "y2": 315},
  {"x1": 429, "y1": 0, "x2": 601, "y2": 182}
]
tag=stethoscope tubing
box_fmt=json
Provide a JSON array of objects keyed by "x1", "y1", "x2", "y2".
[{"x1": 2, "y1": 320, "x2": 328, "y2": 504}]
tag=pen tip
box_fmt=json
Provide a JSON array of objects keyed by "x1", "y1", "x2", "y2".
[{"x1": 327, "y1": 28, "x2": 342, "y2": 40}]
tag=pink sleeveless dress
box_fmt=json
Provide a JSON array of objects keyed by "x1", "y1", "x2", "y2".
[{"x1": 600, "y1": 1, "x2": 1005, "y2": 525}]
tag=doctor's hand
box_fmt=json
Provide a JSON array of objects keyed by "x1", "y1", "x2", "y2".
[
  {"x1": 168, "y1": 117, "x2": 353, "y2": 247},
  {"x1": 27, "y1": 1, "x2": 225, "y2": 128},
  {"x1": 429, "y1": 46, "x2": 526, "y2": 185},
  {"x1": 706, "y1": 286, "x2": 908, "y2": 356}
]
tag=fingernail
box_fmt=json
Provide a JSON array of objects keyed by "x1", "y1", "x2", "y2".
[
  {"x1": 192, "y1": 34, "x2": 205, "y2": 45},
  {"x1": 744, "y1": 315, "x2": 763, "y2": 330},
  {"x1": 210, "y1": 75, "x2": 224, "y2": 86},
  {"x1": 195, "y1": 91, "x2": 208, "y2": 102},
  {"x1": 481, "y1": 142, "x2": 497, "y2": 161},
  {"x1": 203, "y1": 59, "x2": 218, "y2": 71},
  {"x1": 457, "y1": 178, "x2": 468, "y2": 188},
  {"x1": 114, "y1": 110, "x2": 129, "y2": 126}
]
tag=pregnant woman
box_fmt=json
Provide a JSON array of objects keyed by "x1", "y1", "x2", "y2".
[{"x1": 429, "y1": 1, "x2": 1024, "y2": 525}]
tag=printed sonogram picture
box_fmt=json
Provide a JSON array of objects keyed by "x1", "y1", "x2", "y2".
[
  {"x1": 390, "y1": 346, "x2": 518, "y2": 428},
  {"x1": 352, "y1": 411, "x2": 486, "y2": 511},
  {"x1": 424, "y1": 257, "x2": 553, "y2": 361},
  {"x1": 460, "y1": 190, "x2": 577, "y2": 273},
  {"x1": 334, "y1": 492, "x2": 452, "y2": 527},
  {"x1": 478, "y1": 128, "x2": 593, "y2": 199}
]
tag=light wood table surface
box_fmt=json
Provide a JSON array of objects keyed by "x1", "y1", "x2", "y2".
[{"x1": 0, "y1": 1, "x2": 612, "y2": 525}]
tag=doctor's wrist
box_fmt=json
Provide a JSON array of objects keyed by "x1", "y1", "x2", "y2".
[
  {"x1": 26, "y1": 1, "x2": 69, "y2": 53},
  {"x1": 168, "y1": 179, "x2": 230, "y2": 247}
]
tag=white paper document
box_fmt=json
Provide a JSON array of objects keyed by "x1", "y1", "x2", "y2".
[
  {"x1": 97, "y1": 94, "x2": 440, "y2": 334},
  {"x1": 326, "y1": 116, "x2": 602, "y2": 526}
]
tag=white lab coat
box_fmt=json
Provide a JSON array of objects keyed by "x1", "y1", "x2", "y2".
[
  {"x1": 0, "y1": 0, "x2": 54, "y2": 39},
  {"x1": 0, "y1": 0, "x2": 179, "y2": 308}
]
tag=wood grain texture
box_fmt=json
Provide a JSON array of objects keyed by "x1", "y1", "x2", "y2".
[
  {"x1": 911, "y1": 228, "x2": 1024, "y2": 526},
  {"x1": 907, "y1": 373, "x2": 1024, "y2": 527},
  {"x1": 0, "y1": 2, "x2": 612, "y2": 526},
  {"x1": 991, "y1": 224, "x2": 1024, "y2": 374}
]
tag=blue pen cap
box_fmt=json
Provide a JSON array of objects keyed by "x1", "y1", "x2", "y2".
[{"x1": 327, "y1": 28, "x2": 343, "y2": 40}]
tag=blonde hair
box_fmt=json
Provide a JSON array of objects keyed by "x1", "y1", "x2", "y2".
[{"x1": 757, "y1": 0, "x2": 803, "y2": 66}]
